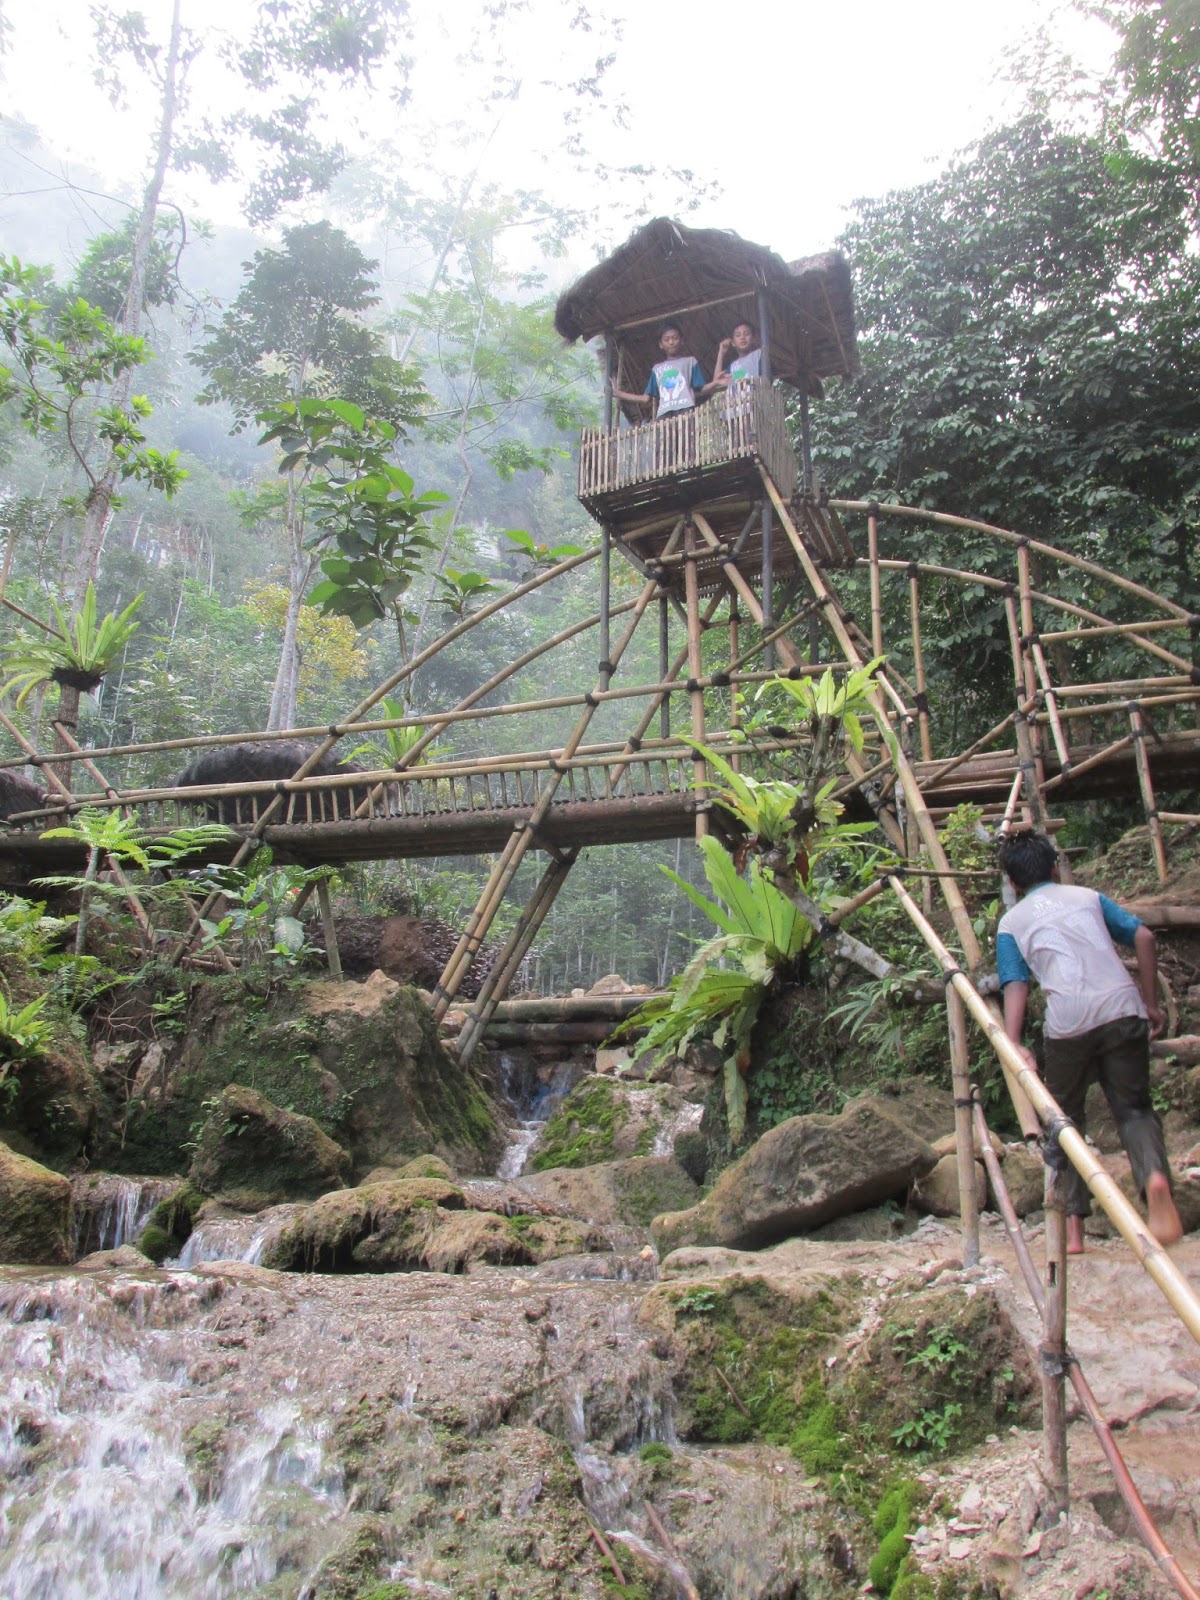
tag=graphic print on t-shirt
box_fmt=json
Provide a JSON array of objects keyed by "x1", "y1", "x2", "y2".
[{"x1": 657, "y1": 364, "x2": 688, "y2": 411}]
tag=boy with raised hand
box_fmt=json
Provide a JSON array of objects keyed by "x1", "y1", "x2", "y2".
[
  {"x1": 611, "y1": 320, "x2": 716, "y2": 420},
  {"x1": 996, "y1": 828, "x2": 1182, "y2": 1254}
]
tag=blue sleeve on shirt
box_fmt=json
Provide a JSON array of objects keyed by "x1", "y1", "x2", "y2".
[
  {"x1": 645, "y1": 371, "x2": 658, "y2": 399},
  {"x1": 1099, "y1": 893, "x2": 1141, "y2": 946},
  {"x1": 996, "y1": 931, "x2": 1030, "y2": 988},
  {"x1": 690, "y1": 359, "x2": 708, "y2": 388}
]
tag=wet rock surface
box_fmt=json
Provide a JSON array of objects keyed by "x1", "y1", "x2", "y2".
[
  {"x1": 528, "y1": 1074, "x2": 699, "y2": 1172},
  {"x1": 1, "y1": 1227, "x2": 1196, "y2": 1598}
]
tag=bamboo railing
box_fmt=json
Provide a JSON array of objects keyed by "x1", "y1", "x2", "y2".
[{"x1": 578, "y1": 377, "x2": 797, "y2": 502}]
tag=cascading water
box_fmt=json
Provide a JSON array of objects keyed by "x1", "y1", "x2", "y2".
[
  {"x1": 494, "y1": 1052, "x2": 583, "y2": 1179},
  {"x1": 171, "y1": 1204, "x2": 304, "y2": 1268},
  {"x1": 70, "y1": 1175, "x2": 182, "y2": 1258}
]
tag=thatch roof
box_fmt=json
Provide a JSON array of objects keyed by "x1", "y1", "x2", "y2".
[{"x1": 554, "y1": 218, "x2": 858, "y2": 400}]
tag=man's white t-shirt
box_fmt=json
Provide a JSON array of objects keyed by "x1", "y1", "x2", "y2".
[{"x1": 996, "y1": 882, "x2": 1145, "y2": 1039}]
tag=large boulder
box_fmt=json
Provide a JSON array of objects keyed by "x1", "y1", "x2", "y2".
[
  {"x1": 188, "y1": 1086, "x2": 351, "y2": 1210},
  {"x1": 912, "y1": 1153, "x2": 987, "y2": 1218},
  {"x1": 263, "y1": 1177, "x2": 597, "y2": 1273},
  {"x1": 0, "y1": 1141, "x2": 71, "y2": 1264},
  {"x1": 106, "y1": 970, "x2": 501, "y2": 1178},
  {"x1": 527, "y1": 1075, "x2": 694, "y2": 1171},
  {"x1": 499, "y1": 1156, "x2": 700, "y2": 1229},
  {"x1": 651, "y1": 1097, "x2": 938, "y2": 1253}
]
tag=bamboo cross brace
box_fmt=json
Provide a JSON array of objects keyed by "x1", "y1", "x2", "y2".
[
  {"x1": 759, "y1": 465, "x2": 983, "y2": 967},
  {"x1": 1128, "y1": 703, "x2": 1169, "y2": 885},
  {"x1": 433, "y1": 560, "x2": 669, "y2": 1017},
  {"x1": 890, "y1": 875, "x2": 1200, "y2": 1346}
]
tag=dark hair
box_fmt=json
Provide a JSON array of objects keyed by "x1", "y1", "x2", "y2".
[
  {"x1": 997, "y1": 830, "x2": 1058, "y2": 890},
  {"x1": 731, "y1": 319, "x2": 758, "y2": 337},
  {"x1": 658, "y1": 320, "x2": 683, "y2": 339}
]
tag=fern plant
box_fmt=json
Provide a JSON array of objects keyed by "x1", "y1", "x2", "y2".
[{"x1": 1, "y1": 583, "x2": 144, "y2": 702}]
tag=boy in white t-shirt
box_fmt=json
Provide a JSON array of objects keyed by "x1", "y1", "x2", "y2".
[
  {"x1": 713, "y1": 319, "x2": 762, "y2": 387},
  {"x1": 997, "y1": 830, "x2": 1182, "y2": 1253},
  {"x1": 612, "y1": 321, "x2": 716, "y2": 420}
]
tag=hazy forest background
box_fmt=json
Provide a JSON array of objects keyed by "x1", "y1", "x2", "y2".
[{"x1": 2, "y1": 0, "x2": 1199, "y2": 993}]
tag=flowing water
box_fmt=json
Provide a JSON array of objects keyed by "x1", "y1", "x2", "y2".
[
  {"x1": 494, "y1": 1052, "x2": 582, "y2": 1179},
  {"x1": 70, "y1": 1175, "x2": 182, "y2": 1258},
  {"x1": 171, "y1": 1205, "x2": 305, "y2": 1269}
]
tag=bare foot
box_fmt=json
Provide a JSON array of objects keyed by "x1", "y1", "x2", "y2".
[
  {"x1": 1146, "y1": 1172, "x2": 1183, "y2": 1247},
  {"x1": 1066, "y1": 1215, "x2": 1086, "y2": 1255}
]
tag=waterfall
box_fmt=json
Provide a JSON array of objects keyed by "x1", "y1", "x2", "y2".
[
  {"x1": 493, "y1": 1051, "x2": 584, "y2": 1179},
  {"x1": 70, "y1": 1175, "x2": 182, "y2": 1258}
]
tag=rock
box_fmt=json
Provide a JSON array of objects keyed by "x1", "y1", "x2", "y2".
[
  {"x1": 75, "y1": 1244, "x2": 155, "y2": 1272},
  {"x1": 992, "y1": 1144, "x2": 1045, "y2": 1218},
  {"x1": 594, "y1": 1046, "x2": 632, "y2": 1075},
  {"x1": 589, "y1": 974, "x2": 635, "y2": 995},
  {"x1": 0, "y1": 1141, "x2": 71, "y2": 1264},
  {"x1": 913, "y1": 1153, "x2": 987, "y2": 1218},
  {"x1": 845, "y1": 1077, "x2": 957, "y2": 1145},
  {"x1": 932, "y1": 1128, "x2": 1005, "y2": 1161},
  {"x1": 262, "y1": 1177, "x2": 595, "y2": 1273},
  {"x1": 393, "y1": 1154, "x2": 456, "y2": 1182},
  {"x1": 652, "y1": 1097, "x2": 938, "y2": 1253},
  {"x1": 188, "y1": 1086, "x2": 351, "y2": 1210},
  {"x1": 507, "y1": 1157, "x2": 699, "y2": 1228},
  {"x1": 109, "y1": 975, "x2": 501, "y2": 1178},
  {"x1": 527, "y1": 1075, "x2": 687, "y2": 1171},
  {"x1": 1, "y1": 1021, "x2": 97, "y2": 1162}
]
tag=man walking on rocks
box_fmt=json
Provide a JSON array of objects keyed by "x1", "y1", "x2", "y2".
[{"x1": 997, "y1": 829, "x2": 1183, "y2": 1254}]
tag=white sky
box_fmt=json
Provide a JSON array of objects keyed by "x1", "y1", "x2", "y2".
[{"x1": 3, "y1": 0, "x2": 1115, "y2": 265}]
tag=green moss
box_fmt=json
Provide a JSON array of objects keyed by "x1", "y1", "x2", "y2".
[
  {"x1": 182, "y1": 1417, "x2": 228, "y2": 1501},
  {"x1": 668, "y1": 1276, "x2": 856, "y2": 1449},
  {"x1": 869, "y1": 1480, "x2": 920, "y2": 1594},
  {"x1": 614, "y1": 1160, "x2": 697, "y2": 1226},
  {"x1": 637, "y1": 1441, "x2": 672, "y2": 1464},
  {"x1": 529, "y1": 1077, "x2": 628, "y2": 1171},
  {"x1": 137, "y1": 1183, "x2": 205, "y2": 1261}
]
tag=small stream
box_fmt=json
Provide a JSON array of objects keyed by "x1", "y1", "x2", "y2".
[{"x1": 493, "y1": 1052, "x2": 583, "y2": 1179}]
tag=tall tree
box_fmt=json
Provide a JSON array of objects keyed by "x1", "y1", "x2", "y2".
[
  {"x1": 192, "y1": 222, "x2": 426, "y2": 728},
  {"x1": 69, "y1": 0, "x2": 413, "y2": 607}
]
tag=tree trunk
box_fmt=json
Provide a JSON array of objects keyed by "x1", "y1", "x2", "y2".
[
  {"x1": 51, "y1": 683, "x2": 82, "y2": 793},
  {"x1": 72, "y1": 0, "x2": 183, "y2": 604}
]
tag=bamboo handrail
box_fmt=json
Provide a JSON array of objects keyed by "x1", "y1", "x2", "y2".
[
  {"x1": 888, "y1": 876, "x2": 1200, "y2": 1348},
  {"x1": 973, "y1": 1094, "x2": 1200, "y2": 1600}
]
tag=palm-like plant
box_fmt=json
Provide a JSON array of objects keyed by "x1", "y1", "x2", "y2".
[{"x1": 1, "y1": 584, "x2": 145, "y2": 791}]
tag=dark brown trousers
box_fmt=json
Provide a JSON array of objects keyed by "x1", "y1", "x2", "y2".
[{"x1": 1043, "y1": 1014, "x2": 1170, "y2": 1217}]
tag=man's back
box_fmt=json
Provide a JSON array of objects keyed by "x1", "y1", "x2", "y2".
[{"x1": 997, "y1": 882, "x2": 1145, "y2": 1038}]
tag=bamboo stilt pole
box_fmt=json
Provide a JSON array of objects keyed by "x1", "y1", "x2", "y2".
[
  {"x1": 692, "y1": 504, "x2": 907, "y2": 854},
  {"x1": 1041, "y1": 733, "x2": 1133, "y2": 792},
  {"x1": 1041, "y1": 1166, "x2": 1070, "y2": 1520},
  {"x1": 456, "y1": 848, "x2": 577, "y2": 1063},
  {"x1": 947, "y1": 986, "x2": 980, "y2": 1266},
  {"x1": 315, "y1": 877, "x2": 342, "y2": 980},
  {"x1": 868, "y1": 509, "x2": 883, "y2": 660},
  {"x1": 729, "y1": 596, "x2": 741, "y2": 775},
  {"x1": 908, "y1": 564, "x2": 932, "y2": 762},
  {"x1": 683, "y1": 523, "x2": 709, "y2": 841},
  {"x1": 889, "y1": 875, "x2": 1200, "y2": 1345},
  {"x1": 759, "y1": 466, "x2": 983, "y2": 966},
  {"x1": 1128, "y1": 703, "x2": 1169, "y2": 885}
]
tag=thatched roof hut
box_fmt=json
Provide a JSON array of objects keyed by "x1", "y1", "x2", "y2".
[{"x1": 554, "y1": 218, "x2": 858, "y2": 413}]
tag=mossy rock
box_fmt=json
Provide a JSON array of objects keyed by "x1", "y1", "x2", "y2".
[
  {"x1": 187, "y1": 1084, "x2": 351, "y2": 1209},
  {"x1": 0, "y1": 1139, "x2": 71, "y2": 1264},
  {"x1": 136, "y1": 1183, "x2": 205, "y2": 1262},
  {"x1": 0, "y1": 951, "x2": 97, "y2": 1164},
  {"x1": 528, "y1": 1075, "x2": 683, "y2": 1172},
  {"x1": 105, "y1": 973, "x2": 500, "y2": 1178},
  {"x1": 642, "y1": 1272, "x2": 861, "y2": 1447}
]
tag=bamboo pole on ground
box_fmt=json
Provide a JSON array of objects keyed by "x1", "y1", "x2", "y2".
[
  {"x1": 1128, "y1": 703, "x2": 1169, "y2": 885},
  {"x1": 889, "y1": 875, "x2": 1200, "y2": 1344},
  {"x1": 316, "y1": 877, "x2": 342, "y2": 980},
  {"x1": 1041, "y1": 1166, "x2": 1070, "y2": 1518},
  {"x1": 947, "y1": 986, "x2": 980, "y2": 1267}
]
